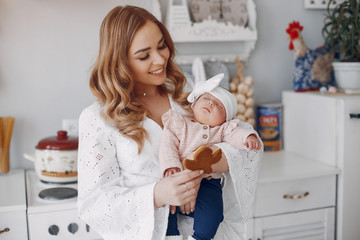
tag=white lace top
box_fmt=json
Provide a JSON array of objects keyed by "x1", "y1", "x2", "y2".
[{"x1": 77, "y1": 95, "x2": 263, "y2": 240}]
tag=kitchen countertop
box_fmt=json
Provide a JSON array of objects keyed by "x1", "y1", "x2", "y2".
[
  {"x1": 260, "y1": 151, "x2": 341, "y2": 183},
  {"x1": 0, "y1": 151, "x2": 341, "y2": 210},
  {"x1": 0, "y1": 169, "x2": 26, "y2": 212}
]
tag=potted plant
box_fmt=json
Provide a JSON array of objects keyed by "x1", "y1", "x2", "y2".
[{"x1": 322, "y1": 0, "x2": 360, "y2": 91}]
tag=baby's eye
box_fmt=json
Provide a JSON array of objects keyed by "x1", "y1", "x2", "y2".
[{"x1": 217, "y1": 105, "x2": 223, "y2": 109}]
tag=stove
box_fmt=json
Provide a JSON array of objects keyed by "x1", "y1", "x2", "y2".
[{"x1": 26, "y1": 170, "x2": 102, "y2": 240}]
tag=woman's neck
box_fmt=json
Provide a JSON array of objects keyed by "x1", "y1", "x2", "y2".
[{"x1": 134, "y1": 85, "x2": 159, "y2": 98}]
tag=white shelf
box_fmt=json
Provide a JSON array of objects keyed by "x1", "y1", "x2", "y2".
[
  {"x1": 168, "y1": 18, "x2": 257, "y2": 43},
  {"x1": 165, "y1": 0, "x2": 257, "y2": 62}
]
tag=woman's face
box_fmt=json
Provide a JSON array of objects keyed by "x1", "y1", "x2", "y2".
[
  {"x1": 128, "y1": 21, "x2": 170, "y2": 94},
  {"x1": 193, "y1": 93, "x2": 226, "y2": 127}
]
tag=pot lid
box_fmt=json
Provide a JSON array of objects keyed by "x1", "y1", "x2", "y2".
[{"x1": 36, "y1": 131, "x2": 78, "y2": 150}]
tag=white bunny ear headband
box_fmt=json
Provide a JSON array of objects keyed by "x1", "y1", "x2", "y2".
[
  {"x1": 187, "y1": 73, "x2": 238, "y2": 121},
  {"x1": 187, "y1": 73, "x2": 224, "y2": 103}
]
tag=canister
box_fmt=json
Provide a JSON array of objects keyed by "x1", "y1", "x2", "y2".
[{"x1": 256, "y1": 104, "x2": 282, "y2": 151}]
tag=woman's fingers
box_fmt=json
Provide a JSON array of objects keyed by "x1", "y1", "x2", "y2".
[
  {"x1": 154, "y1": 169, "x2": 204, "y2": 208},
  {"x1": 179, "y1": 204, "x2": 185, "y2": 214},
  {"x1": 170, "y1": 205, "x2": 176, "y2": 214},
  {"x1": 183, "y1": 202, "x2": 191, "y2": 214},
  {"x1": 179, "y1": 172, "x2": 202, "y2": 213},
  {"x1": 171, "y1": 169, "x2": 203, "y2": 183}
]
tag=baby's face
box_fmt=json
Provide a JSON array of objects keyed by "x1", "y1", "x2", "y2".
[{"x1": 193, "y1": 93, "x2": 226, "y2": 127}]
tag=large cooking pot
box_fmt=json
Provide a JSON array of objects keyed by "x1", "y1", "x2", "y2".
[{"x1": 24, "y1": 130, "x2": 78, "y2": 183}]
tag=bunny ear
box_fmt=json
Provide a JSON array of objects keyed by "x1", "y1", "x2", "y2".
[{"x1": 187, "y1": 73, "x2": 225, "y2": 103}]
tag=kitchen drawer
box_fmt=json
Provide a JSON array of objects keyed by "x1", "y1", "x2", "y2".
[
  {"x1": 253, "y1": 207, "x2": 335, "y2": 240},
  {"x1": 28, "y1": 209, "x2": 101, "y2": 240},
  {"x1": 254, "y1": 175, "x2": 336, "y2": 217},
  {"x1": 0, "y1": 210, "x2": 27, "y2": 240}
]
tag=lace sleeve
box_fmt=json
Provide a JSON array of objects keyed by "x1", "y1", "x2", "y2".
[
  {"x1": 215, "y1": 126, "x2": 263, "y2": 221},
  {"x1": 77, "y1": 103, "x2": 163, "y2": 239}
]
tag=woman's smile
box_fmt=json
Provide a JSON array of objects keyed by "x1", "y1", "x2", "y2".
[{"x1": 149, "y1": 67, "x2": 164, "y2": 76}]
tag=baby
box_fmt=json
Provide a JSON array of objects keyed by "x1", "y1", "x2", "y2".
[{"x1": 159, "y1": 73, "x2": 262, "y2": 240}]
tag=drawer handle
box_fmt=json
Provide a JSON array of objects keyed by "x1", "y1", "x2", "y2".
[
  {"x1": 283, "y1": 191, "x2": 309, "y2": 199},
  {"x1": 350, "y1": 113, "x2": 360, "y2": 119},
  {"x1": 0, "y1": 228, "x2": 10, "y2": 234}
]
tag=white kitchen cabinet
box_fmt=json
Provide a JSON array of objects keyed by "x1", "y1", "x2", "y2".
[
  {"x1": 246, "y1": 151, "x2": 340, "y2": 240},
  {"x1": 282, "y1": 91, "x2": 360, "y2": 240},
  {"x1": 253, "y1": 208, "x2": 334, "y2": 240},
  {"x1": 0, "y1": 169, "x2": 28, "y2": 240}
]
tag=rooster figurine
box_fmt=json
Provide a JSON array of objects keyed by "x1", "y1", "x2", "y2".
[{"x1": 286, "y1": 21, "x2": 335, "y2": 92}]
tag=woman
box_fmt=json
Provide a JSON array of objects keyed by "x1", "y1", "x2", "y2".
[{"x1": 77, "y1": 5, "x2": 262, "y2": 240}]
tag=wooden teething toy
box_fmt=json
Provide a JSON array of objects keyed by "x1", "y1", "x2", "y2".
[{"x1": 183, "y1": 146, "x2": 222, "y2": 174}]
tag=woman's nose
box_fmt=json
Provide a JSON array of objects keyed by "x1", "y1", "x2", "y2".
[{"x1": 152, "y1": 51, "x2": 165, "y2": 65}]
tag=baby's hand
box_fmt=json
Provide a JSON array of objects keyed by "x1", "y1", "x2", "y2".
[
  {"x1": 164, "y1": 167, "x2": 181, "y2": 178},
  {"x1": 244, "y1": 134, "x2": 261, "y2": 150}
]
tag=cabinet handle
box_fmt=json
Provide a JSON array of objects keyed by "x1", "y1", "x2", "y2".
[
  {"x1": 349, "y1": 113, "x2": 360, "y2": 119},
  {"x1": 0, "y1": 228, "x2": 10, "y2": 234},
  {"x1": 283, "y1": 191, "x2": 309, "y2": 199}
]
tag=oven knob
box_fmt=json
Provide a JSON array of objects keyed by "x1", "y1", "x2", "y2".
[
  {"x1": 48, "y1": 225, "x2": 59, "y2": 236},
  {"x1": 67, "y1": 223, "x2": 79, "y2": 234}
]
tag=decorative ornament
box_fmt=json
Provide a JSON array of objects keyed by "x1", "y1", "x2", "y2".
[
  {"x1": 229, "y1": 58, "x2": 255, "y2": 127},
  {"x1": 286, "y1": 20, "x2": 336, "y2": 92},
  {"x1": 190, "y1": 0, "x2": 248, "y2": 27}
]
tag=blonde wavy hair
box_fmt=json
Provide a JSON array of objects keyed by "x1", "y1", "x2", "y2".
[{"x1": 90, "y1": 6, "x2": 190, "y2": 153}]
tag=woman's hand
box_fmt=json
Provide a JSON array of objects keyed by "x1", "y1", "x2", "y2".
[
  {"x1": 154, "y1": 169, "x2": 203, "y2": 211},
  {"x1": 163, "y1": 167, "x2": 182, "y2": 214}
]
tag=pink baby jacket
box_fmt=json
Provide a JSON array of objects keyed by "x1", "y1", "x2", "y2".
[{"x1": 159, "y1": 109, "x2": 256, "y2": 177}]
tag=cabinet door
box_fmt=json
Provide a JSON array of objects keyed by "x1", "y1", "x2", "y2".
[
  {"x1": 0, "y1": 211, "x2": 28, "y2": 240},
  {"x1": 282, "y1": 91, "x2": 338, "y2": 166},
  {"x1": 337, "y1": 98, "x2": 360, "y2": 240},
  {"x1": 254, "y1": 208, "x2": 335, "y2": 240}
]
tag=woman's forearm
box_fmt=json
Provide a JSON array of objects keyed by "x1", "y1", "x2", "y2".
[{"x1": 209, "y1": 146, "x2": 229, "y2": 173}]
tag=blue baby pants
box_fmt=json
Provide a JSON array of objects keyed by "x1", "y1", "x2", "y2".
[{"x1": 166, "y1": 178, "x2": 224, "y2": 240}]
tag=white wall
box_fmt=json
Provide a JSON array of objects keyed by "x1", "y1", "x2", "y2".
[
  {"x1": 248, "y1": 0, "x2": 327, "y2": 103},
  {"x1": 0, "y1": 0, "x2": 327, "y2": 169}
]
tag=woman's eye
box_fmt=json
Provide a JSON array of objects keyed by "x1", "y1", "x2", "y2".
[
  {"x1": 139, "y1": 44, "x2": 166, "y2": 61},
  {"x1": 139, "y1": 54, "x2": 150, "y2": 61},
  {"x1": 158, "y1": 43, "x2": 167, "y2": 50}
]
